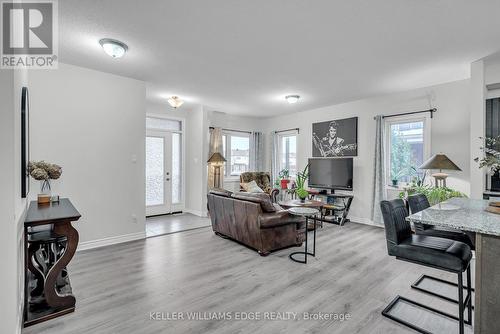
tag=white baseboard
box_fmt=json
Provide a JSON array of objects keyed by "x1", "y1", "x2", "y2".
[
  {"x1": 349, "y1": 216, "x2": 383, "y2": 228},
  {"x1": 77, "y1": 231, "x2": 146, "y2": 251},
  {"x1": 184, "y1": 209, "x2": 207, "y2": 217}
]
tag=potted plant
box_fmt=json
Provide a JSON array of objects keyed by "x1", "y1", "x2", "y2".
[
  {"x1": 295, "y1": 165, "x2": 309, "y2": 202},
  {"x1": 399, "y1": 185, "x2": 466, "y2": 206},
  {"x1": 391, "y1": 169, "x2": 406, "y2": 187},
  {"x1": 278, "y1": 168, "x2": 290, "y2": 189},
  {"x1": 28, "y1": 160, "x2": 62, "y2": 203}
]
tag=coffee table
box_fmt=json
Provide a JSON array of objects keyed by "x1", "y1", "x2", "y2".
[
  {"x1": 287, "y1": 207, "x2": 320, "y2": 264},
  {"x1": 278, "y1": 199, "x2": 324, "y2": 228}
]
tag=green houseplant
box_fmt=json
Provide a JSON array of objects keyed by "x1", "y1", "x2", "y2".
[
  {"x1": 399, "y1": 185, "x2": 466, "y2": 206},
  {"x1": 295, "y1": 165, "x2": 309, "y2": 202}
]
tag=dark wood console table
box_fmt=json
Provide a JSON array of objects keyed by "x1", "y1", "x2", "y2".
[{"x1": 24, "y1": 198, "x2": 81, "y2": 327}]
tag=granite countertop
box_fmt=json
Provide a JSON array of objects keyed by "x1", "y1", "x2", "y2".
[{"x1": 407, "y1": 197, "x2": 500, "y2": 236}]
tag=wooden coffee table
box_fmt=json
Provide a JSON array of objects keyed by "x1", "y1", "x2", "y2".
[{"x1": 278, "y1": 199, "x2": 324, "y2": 228}]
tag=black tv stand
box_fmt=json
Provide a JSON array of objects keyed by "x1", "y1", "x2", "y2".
[{"x1": 310, "y1": 189, "x2": 353, "y2": 226}]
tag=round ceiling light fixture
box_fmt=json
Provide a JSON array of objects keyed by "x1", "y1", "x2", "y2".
[
  {"x1": 168, "y1": 96, "x2": 184, "y2": 109},
  {"x1": 285, "y1": 95, "x2": 300, "y2": 104},
  {"x1": 99, "y1": 38, "x2": 128, "y2": 58}
]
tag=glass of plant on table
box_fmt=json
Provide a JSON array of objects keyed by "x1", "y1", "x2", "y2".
[{"x1": 28, "y1": 160, "x2": 62, "y2": 204}]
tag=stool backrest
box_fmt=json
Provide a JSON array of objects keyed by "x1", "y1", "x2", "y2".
[
  {"x1": 407, "y1": 194, "x2": 430, "y2": 232},
  {"x1": 380, "y1": 199, "x2": 411, "y2": 254}
]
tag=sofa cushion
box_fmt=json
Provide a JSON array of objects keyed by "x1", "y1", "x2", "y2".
[
  {"x1": 240, "y1": 172, "x2": 272, "y2": 193},
  {"x1": 241, "y1": 180, "x2": 264, "y2": 193},
  {"x1": 209, "y1": 189, "x2": 233, "y2": 197},
  {"x1": 232, "y1": 192, "x2": 276, "y2": 212}
]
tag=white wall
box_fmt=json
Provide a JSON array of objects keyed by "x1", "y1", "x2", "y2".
[
  {"x1": 29, "y1": 63, "x2": 146, "y2": 246},
  {"x1": 184, "y1": 105, "x2": 209, "y2": 216},
  {"x1": 262, "y1": 79, "x2": 471, "y2": 224},
  {"x1": 0, "y1": 68, "x2": 29, "y2": 334}
]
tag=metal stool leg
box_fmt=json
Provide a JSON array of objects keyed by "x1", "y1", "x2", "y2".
[
  {"x1": 458, "y1": 272, "x2": 464, "y2": 334},
  {"x1": 466, "y1": 266, "x2": 473, "y2": 326}
]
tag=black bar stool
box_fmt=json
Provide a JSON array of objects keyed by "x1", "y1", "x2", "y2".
[
  {"x1": 380, "y1": 199, "x2": 473, "y2": 334},
  {"x1": 27, "y1": 230, "x2": 68, "y2": 298},
  {"x1": 407, "y1": 194, "x2": 476, "y2": 306},
  {"x1": 408, "y1": 194, "x2": 475, "y2": 249}
]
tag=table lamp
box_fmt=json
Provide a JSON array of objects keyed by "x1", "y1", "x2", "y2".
[
  {"x1": 419, "y1": 153, "x2": 461, "y2": 188},
  {"x1": 207, "y1": 152, "x2": 226, "y2": 188}
]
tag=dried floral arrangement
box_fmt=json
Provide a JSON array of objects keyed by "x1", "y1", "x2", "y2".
[
  {"x1": 28, "y1": 160, "x2": 62, "y2": 192},
  {"x1": 474, "y1": 136, "x2": 500, "y2": 172}
]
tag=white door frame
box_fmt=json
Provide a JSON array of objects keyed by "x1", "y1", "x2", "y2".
[{"x1": 146, "y1": 115, "x2": 185, "y2": 216}]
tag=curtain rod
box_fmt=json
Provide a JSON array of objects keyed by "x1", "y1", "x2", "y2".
[
  {"x1": 209, "y1": 126, "x2": 252, "y2": 134},
  {"x1": 275, "y1": 127, "x2": 300, "y2": 134},
  {"x1": 374, "y1": 108, "x2": 437, "y2": 120}
]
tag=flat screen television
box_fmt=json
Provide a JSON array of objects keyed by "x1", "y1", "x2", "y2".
[{"x1": 308, "y1": 158, "x2": 353, "y2": 191}]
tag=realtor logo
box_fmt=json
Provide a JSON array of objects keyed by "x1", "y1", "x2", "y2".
[{"x1": 1, "y1": 0, "x2": 58, "y2": 68}]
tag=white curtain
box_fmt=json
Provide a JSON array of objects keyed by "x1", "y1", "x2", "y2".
[
  {"x1": 270, "y1": 131, "x2": 279, "y2": 186},
  {"x1": 208, "y1": 127, "x2": 224, "y2": 189},
  {"x1": 250, "y1": 132, "x2": 264, "y2": 171},
  {"x1": 371, "y1": 115, "x2": 386, "y2": 225}
]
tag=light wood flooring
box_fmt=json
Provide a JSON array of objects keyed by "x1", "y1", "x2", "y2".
[
  {"x1": 146, "y1": 213, "x2": 211, "y2": 237},
  {"x1": 23, "y1": 221, "x2": 474, "y2": 334}
]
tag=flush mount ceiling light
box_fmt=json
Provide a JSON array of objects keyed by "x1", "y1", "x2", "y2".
[
  {"x1": 99, "y1": 38, "x2": 128, "y2": 58},
  {"x1": 285, "y1": 95, "x2": 300, "y2": 104},
  {"x1": 167, "y1": 96, "x2": 184, "y2": 109}
]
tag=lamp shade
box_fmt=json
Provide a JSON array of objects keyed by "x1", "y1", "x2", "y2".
[
  {"x1": 207, "y1": 152, "x2": 226, "y2": 164},
  {"x1": 419, "y1": 154, "x2": 461, "y2": 171}
]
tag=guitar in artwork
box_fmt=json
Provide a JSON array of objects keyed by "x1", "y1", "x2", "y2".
[{"x1": 313, "y1": 133, "x2": 357, "y2": 157}]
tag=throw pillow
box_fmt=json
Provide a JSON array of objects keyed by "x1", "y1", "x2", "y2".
[{"x1": 242, "y1": 180, "x2": 264, "y2": 193}]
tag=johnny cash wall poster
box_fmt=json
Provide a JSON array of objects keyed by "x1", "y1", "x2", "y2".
[{"x1": 312, "y1": 117, "x2": 358, "y2": 157}]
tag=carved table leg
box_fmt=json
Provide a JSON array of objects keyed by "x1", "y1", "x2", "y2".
[
  {"x1": 44, "y1": 220, "x2": 79, "y2": 309},
  {"x1": 27, "y1": 243, "x2": 45, "y2": 297}
]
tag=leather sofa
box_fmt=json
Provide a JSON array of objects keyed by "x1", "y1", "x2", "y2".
[{"x1": 207, "y1": 190, "x2": 305, "y2": 256}]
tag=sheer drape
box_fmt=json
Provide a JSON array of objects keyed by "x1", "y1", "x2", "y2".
[
  {"x1": 270, "y1": 131, "x2": 279, "y2": 186},
  {"x1": 250, "y1": 132, "x2": 264, "y2": 171},
  {"x1": 371, "y1": 115, "x2": 386, "y2": 225},
  {"x1": 208, "y1": 127, "x2": 224, "y2": 189}
]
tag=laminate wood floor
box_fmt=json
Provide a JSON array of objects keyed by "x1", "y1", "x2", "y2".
[
  {"x1": 146, "y1": 213, "x2": 211, "y2": 237},
  {"x1": 23, "y1": 222, "x2": 474, "y2": 334}
]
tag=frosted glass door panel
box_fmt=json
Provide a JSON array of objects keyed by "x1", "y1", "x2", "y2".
[
  {"x1": 146, "y1": 136, "x2": 164, "y2": 206},
  {"x1": 172, "y1": 133, "x2": 182, "y2": 204}
]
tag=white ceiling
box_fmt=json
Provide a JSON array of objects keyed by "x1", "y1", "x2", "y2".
[{"x1": 59, "y1": 0, "x2": 500, "y2": 117}]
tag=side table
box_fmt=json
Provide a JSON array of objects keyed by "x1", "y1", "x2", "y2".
[{"x1": 287, "y1": 207, "x2": 320, "y2": 264}]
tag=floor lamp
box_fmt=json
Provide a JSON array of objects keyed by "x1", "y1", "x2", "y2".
[
  {"x1": 208, "y1": 152, "x2": 226, "y2": 189},
  {"x1": 419, "y1": 153, "x2": 461, "y2": 188}
]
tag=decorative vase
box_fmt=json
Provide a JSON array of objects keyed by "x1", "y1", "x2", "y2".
[
  {"x1": 299, "y1": 197, "x2": 306, "y2": 203},
  {"x1": 40, "y1": 179, "x2": 51, "y2": 195},
  {"x1": 280, "y1": 179, "x2": 290, "y2": 189}
]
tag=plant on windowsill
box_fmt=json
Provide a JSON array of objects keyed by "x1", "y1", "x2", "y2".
[
  {"x1": 277, "y1": 168, "x2": 290, "y2": 189},
  {"x1": 295, "y1": 165, "x2": 309, "y2": 202},
  {"x1": 391, "y1": 169, "x2": 406, "y2": 187}
]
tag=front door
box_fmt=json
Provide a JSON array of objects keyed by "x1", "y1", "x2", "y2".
[{"x1": 146, "y1": 131, "x2": 174, "y2": 216}]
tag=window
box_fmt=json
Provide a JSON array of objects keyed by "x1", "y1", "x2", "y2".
[
  {"x1": 277, "y1": 133, "x2": 297, "y2": 177},
  {"x1": 386, "y1": 117, "x2": 430, "y2": 184},
  {"x1": 222, "y1": 132, "x2": 250, "y2": 177}
]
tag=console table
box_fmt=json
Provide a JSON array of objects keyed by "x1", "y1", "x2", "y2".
[
  {"x1": 309, "y1": 191, "x2": 353, "y2": 226},
  {"x1": 24, "y1": 198, "x2": 81, "y2": 327}
]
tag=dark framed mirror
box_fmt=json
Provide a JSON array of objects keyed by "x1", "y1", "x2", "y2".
[{"x1": 21, "y1": 86, "x2": 29, "y2": 198}]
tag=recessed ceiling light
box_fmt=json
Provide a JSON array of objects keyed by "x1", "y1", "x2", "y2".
[
  {"x1": 99, "y1": 38, "x2": 128, "y2": 58},
  {"x1": 285, "y1": 95, "x2": 300, "y2": 104},
  {"x1": 168, "y1": 96, "x2": 184, "y2": 109}
]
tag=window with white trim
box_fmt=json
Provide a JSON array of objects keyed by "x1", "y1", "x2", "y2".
[
  {"x1": 222, "y1": 132, "x2": 250, "y2": 177},
  {"x1": 276, "y1": 131, "x2": 298, "y2": 178},
  {"x1": 385, "y1": 116, "x2": 431, "y2": 185}
]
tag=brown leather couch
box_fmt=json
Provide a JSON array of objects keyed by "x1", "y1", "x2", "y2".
[{"x1": 207, "y1": 190, "x2": 305, "y2": 256}]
